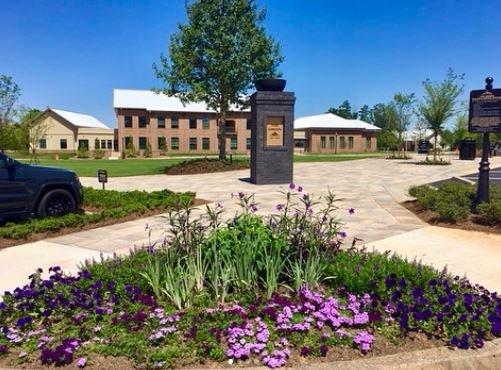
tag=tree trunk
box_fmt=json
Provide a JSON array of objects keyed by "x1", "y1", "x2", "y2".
[
  {"x1": 218, "y1": 109, "x2": 227, "y2": 160},
  {"x1": 433, "y1": 131, "x2": 438, "y2": 161}
]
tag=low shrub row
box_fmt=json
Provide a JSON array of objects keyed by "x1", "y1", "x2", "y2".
[
  {"x1": 0, "y1": 188, "x2": 195, "y2": 240},
  {"x1": 165, "y1": 157, "x2": 249, "y2": 175},
  {"x1": 409, "y1": 182, "x2": 501, "y2": 224}
]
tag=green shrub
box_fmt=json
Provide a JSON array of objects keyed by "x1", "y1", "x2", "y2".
[
  {"x1": 77, "y1": 147, "x2": 89, "y2": 158},
  {"x1": 477, "y1": 200, "x2": 501, "y2": 225},
  {"x1": 93, "y1": 149, "x2": 105, "y2": 159},
  {"x1": 409, "y1": 183, "x2": 475, "y2": 222}
]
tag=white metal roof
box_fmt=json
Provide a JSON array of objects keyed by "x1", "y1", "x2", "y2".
[
  {"x1": 51, "y1": 109, "x2": 111, "y2": 130},
  {"x1": 113, "y1": 89, "x2": 249, "y2": 113},
  {"x1": 294, "y1": 113, "x2": 381, "y2": 131}
]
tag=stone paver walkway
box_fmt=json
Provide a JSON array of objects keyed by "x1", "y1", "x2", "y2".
[{"x1": 1, "y1": 156, "x2": 500, "y2": 294}]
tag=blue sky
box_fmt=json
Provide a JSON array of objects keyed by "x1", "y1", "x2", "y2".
[{"x1": 1, "y1": 0, "x2": 500, "y2": 128}]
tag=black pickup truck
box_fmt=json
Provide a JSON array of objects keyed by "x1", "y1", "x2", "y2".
[{"x1": 0, "y1": 152, "x2": 83, "y2": 223}]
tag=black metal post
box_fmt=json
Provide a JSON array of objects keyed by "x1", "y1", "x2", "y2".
[{"x1": 475, "y1": 77, "x2": 493, "y2": 205}]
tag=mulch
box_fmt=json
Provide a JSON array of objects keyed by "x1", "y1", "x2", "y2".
[
  {"x1": 0, "y1": 198, "x2": 208, "y2": 250},
  {"x1": 165, "y1": 159, "x2": 249, "y2": 175},
  {"x1": 402, "y1": 200, "x2": 501, "y2": 234}
]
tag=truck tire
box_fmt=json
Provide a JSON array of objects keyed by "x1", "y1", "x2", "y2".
[{"x1": 37, "y1": 189, "x2": 77, "y2": 218}]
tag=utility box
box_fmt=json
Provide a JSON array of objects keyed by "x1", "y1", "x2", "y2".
[{"x1": 250, "y1": 91, "x2": 295, "y2": 185}]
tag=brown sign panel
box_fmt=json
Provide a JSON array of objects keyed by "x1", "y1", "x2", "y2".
[
  {"x1": 266, "y1": 116, "x2": 285, "y2": 146},
  {"x1": 468, "y1": 88, "x2": 501, "y2": 133}
]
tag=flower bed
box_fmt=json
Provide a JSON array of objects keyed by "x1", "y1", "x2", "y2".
[
  {"x1": 0, "y1": 187, "x2": 195, "y2": 246},
  {"x1": 165, "y1": 157, "x2": 249, "y2": 175},
  {"x1": 0, "y1": 187, "x2": 499, "y2": 369}
]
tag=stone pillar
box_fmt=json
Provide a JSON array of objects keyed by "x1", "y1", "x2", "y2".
[{"x1": 250, "y1": 91, "x2": 295, "y2": 184}]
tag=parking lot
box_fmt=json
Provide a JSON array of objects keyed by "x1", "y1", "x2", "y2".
[{"x1": 462, "y1": 166, "x2": 501, "y2": 185}]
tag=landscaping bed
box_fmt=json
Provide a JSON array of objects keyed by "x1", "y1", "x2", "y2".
[
  {"x1": 165, "y1": 158, "x2": 249, "y2": 175},
  {"x1": 0, "y1": 186, "x2": 499, "y2": 369},
  {"x1": 406, "y1": 182, "x2": 501, "y2": 233},
  {"x1": 0, "y1": 188, "x2": 198, "y2": 249}
]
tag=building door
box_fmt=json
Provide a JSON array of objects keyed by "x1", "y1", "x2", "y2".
[{"x1": 0, "y1": 155, "x2": 31, "y2": 217}]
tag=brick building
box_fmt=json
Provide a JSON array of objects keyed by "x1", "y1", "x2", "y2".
[
  {"x1": 294, "y1": 113, "x2": 380, "y2": 153},
  {"x1": 114, "y1": 89, "x2": 251, "y2": 156}
]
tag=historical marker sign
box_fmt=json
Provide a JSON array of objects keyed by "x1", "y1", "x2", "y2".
[
  {"x1": 266, "y1": 116, "x2": 285, "y2": 147},
  {"x1": 468, "y1": 88, "x2": 501, "y2": 133}
]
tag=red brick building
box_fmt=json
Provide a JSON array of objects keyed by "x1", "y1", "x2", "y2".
[{"x1": 114, "y1": 89, "x2": 251, "y2": 156}]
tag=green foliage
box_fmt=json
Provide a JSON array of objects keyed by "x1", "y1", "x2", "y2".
[
  {"x1": 154, "y1": 0, "x2": 282, "y2": 159},
  {"x1": 0, "y1": 188, "x2": 194, "y2": 240},
  {"x1": 77, "y1": 147, "x2": 89, "y2": 158},
  {"x1": 418, "y1": 69, "x2": 464, "y2": 160},
  {"x1": 392, "y1": 92, "x2": 416, "y2": 143},
  {"x1": 327, "y1": 100, "x2": 358, "y2": 119},
  {"x1": 0, "y1": 74, "x2": 21, "y2": 127},
  {"x1": 144, "y1": 140, "x2": 152, "y2": 158},
  {"x1": 125, "y1": 141, "x2": 137, "y2": 158},
  {"x1": 477, "y1": 199, "x2": 501, "y2": 225},
  {"x1": 409, "y1": 183, "x2": 476, "y2": 222},
  {"x1": 93, "y1": 149, "x2": 105, "y2": 159}
]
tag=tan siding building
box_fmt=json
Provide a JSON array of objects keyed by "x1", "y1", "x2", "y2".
[
  {"x1": 114, "y1": 89, "x2": 251, "y2": 156},
  {"x1": 30, "y1": 109, "x2": 115, "y2": 154},
  {"x1": 294, "y1": 114, "x2": 380, "y2": 153}
]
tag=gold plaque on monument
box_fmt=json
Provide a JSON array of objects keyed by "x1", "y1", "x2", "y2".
[{"x1": 266, "y1": 116, "x2": 284, "y2": 146}]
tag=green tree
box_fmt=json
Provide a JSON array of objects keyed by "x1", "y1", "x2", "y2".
[
  {"x1": 155, "y1": 0, "x2": 283, "y2": 159},
  {"x1": 418, "y1": 69, "x2": 464, "y2": 160},
  {"x1": 372, "y1": 103, "x2": 399, "y2": 149},
  {"x1": 392, "y1": 92, "x2": 416, "y2": 146},
  {"x1": 0, "y1": 75, "x2": 21, "y2": 148},
  {"x1": 358, "y1": 104, "x2": 372, "y2": 122},
  {"x1": 327, "y1": 100, "x2": 358, "y2": 119}
]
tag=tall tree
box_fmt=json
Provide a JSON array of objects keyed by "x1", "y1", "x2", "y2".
[
  {"x1": 154, "y1": 0, "x2": 283, "y2": 159},
  {"x1": 327, "y1": 100, "x2": 357, "y2": 119},
  {"x1": 418, "y1": 69, "x2": 464, "y2": 160},
  {"x1": 0, "y1": 75, "x2": 21, "y2": 148},
  {"x1": 358, "y1": 104, "x2": 372, "y2": 123},
  {"x1": 372, "y1": 103, "x2": 399, "y2": 149},
  {"x1": 392, "y1": 92, "x2": 415, "y2": 147}
]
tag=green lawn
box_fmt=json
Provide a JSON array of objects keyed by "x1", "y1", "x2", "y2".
[{"x1": 18, "y1": 153, "x2": 384, "y2": 177}]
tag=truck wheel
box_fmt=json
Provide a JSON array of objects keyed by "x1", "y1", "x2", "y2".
[{"x1": 37, "y1": 189, "x2": 77, "y2": 218}]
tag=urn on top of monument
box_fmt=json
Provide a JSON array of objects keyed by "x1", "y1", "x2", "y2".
[{"x1": 254, "y1": 78, "x2": 286, "y2": 92}]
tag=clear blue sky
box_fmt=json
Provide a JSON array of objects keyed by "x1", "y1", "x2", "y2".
[{"x1": 1, "y1": 0, "x2": 500, "y2": 128}]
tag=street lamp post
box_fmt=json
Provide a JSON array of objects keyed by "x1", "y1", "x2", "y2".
[{"x1": 475, "y1": 77, "x2": 493, "y2": 205}]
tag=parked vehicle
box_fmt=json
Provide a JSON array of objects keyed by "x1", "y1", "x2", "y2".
[{"x1": 0, "y1": 152, "x2": 83, "y2": 223}]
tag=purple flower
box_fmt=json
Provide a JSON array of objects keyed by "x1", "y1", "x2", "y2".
[
  {"x1": 238, "y1": 192, "x2": 245, "y2": 199},
  {"x1": 338, "y1": 231, "x2": 347, "y2": 239},
  {"x1": 319, "y1": 345, "x2": 329, "y2": 357},
  {"x1": 348, "y1": 208, "x2": 355, "y2": 214},
  {"x1": 250, "y1": 205, "x2": 258, "y2": 213},
  {"x1": 0, "y1": 344, "x2": 7, "y2": 354},
  {"x1": 297, "y1": 185, "x2": 303, "y2": 192},
  {"x1": 289, "y1": 183, "x2": 295, "y2": 190},
  {"x1": 276, "y1": 204, "x2": 284, "y2": 211},
  {"x1": 353, "y1": 331, "x2": 374, "y2": 352},
  {"x1": 300, "y1": 346, "x2": 311, "y2": 357},
  {"x1": 77, "y1": 357, "x2": 87, "y2": 368}
]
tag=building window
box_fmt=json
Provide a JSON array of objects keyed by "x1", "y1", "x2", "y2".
[
  {"x1": 348, "y1": 136, "x2": 354, "y2": 149},
  {"x1": 78, "y1": 140, "x2": 89, "y2": 150},
  {"x1": 189, "y1": 137, "x2": 197, "y2": 150},
  {"x1": 158, "y1": 137, "x2": 166, "y2": 151},
  {"x1": 124, "y1": 136, "x2": 133, "y2": 148},
  {"x1": 340, "y1": 136, "x2": 346, "y2": 149},
  {"x1": 124, "y1": 116, "x2": 132, "y2": 128},
  {"x1": 171, "y1": 116, "x2": 179, "y2": 129},
  {"x1": 189, "y1": 117, "x2": 197, "y2": 129},
  {"x1": 329, "y1": 136, "x2": 335, "y2": 149},
  {"x1": 101, "y1": 140, "x2": 107, "y2": 149},
  {"x1": 226, "y1": 120, "x2": 236, "y2": 134},
  {"x1": 38, "y1": 139, "x2": 47, "y2": 149},
  {"x1": 201, "y1": 117, "x2": 209, "y2": 129},
  {"x1": 230, "y1": 137, "x2": 238, "y2": 150},
  {"x1": 366, "y1": 137, "x2": 371, "y2": 149},
  {"x1": 139, "y1": 137, "x2": 147, "y2": 150},
  {"x1": 202, "y1": 137, "x2": 210, "y2": 150},
  {"x1": 246, "y1": 138, "x2": 251, "y2": 150},
  {"x1": 138, "y1": 116, "x2": 147, "y2": 128},
  {"x1": 320, "y1": 136, "x2": 326, "y2": 149},
  {"x1": 107, "y1": 140, "x2": 113, "y2": 150},
  {"x1": 171, "y1": 137, "x2": 179, "y2": 150},
  {"x1": 246, "y1": 119, "x2": 251, "y2": 130},
  {"x1": 158, "y1": 116, "x2": 165, "y2": 128},
  {"x1": 60, "y1": 139, "x2": 67, "y2": 149}
]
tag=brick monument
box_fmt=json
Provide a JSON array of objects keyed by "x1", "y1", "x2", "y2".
[{"x1": 250, "y1": 82, "x2": 295, "y2": 185}]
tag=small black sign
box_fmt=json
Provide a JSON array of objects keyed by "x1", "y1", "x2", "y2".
[
  {"x1": 468, "y1": 88, "x2": 501, "y2": 133},
  {"x1": 98, "y1": 169, "x2": 108, "y2": 184}
]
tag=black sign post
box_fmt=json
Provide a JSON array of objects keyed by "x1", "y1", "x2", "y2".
[
  {"x1": 97, "y1": 169, "x2": 108, "y2": 190},
  {"x1": 468, "y1": 77, "x2": 501, "y2": 205}
]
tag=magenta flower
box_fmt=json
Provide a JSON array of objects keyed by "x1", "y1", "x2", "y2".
[
  {"x1": 77, "y1": 357, "x2": 87, "y2": 368},
  {"x1": 297, "y1": 185, "x2": 303, "y2": 192}
]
